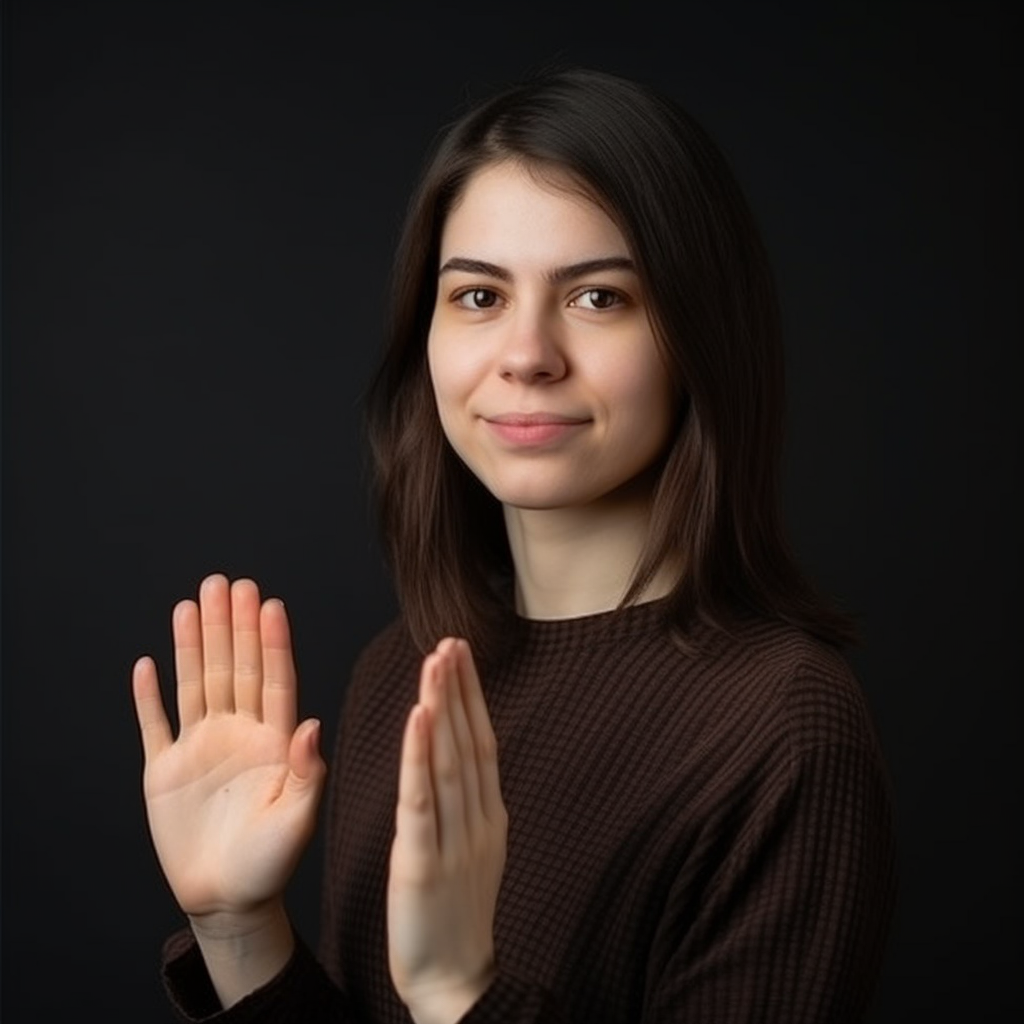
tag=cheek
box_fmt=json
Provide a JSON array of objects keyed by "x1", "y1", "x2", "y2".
[
  {"x1": 426, "y1": 329, "x2": 453, "y2": 401},
  {"x1": 428, "y1": 331, "x2": 487, "y2": 404},
  {"x1": 608, "y1": 352, "x2": 675, "y2": 427},
  {"x1": 426, "y1": 333, "x2": 474, "y2": 443}
]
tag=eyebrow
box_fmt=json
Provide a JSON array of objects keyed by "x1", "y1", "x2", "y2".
[{"x1": 438, "y1": 255, "x2": 636, "y2": 284}]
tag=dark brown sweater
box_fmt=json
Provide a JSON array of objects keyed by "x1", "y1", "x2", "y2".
[{"x1": 163, "y1": 600, "x2": 897, "y2": 1022}]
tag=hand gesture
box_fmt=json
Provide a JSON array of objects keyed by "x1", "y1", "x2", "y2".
[
  {"x1": 387, "y1": 638, "x2": 508, "y2": 1024},
  {"x1": 132, "y1": 574, "x2": 326, "y2": 923}
]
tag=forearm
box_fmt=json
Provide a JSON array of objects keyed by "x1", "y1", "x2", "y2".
[{"x1": 189, "y1": 900, "x2": 296, "y2": 1009}]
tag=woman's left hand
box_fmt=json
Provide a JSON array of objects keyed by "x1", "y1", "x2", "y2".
[{"x1": 387, "y1": 637, "x2": 508, "y2": 1024}]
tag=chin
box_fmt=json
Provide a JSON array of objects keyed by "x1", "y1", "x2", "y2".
[
  {"x1": 481, "y1": 463, "x2": 662, "y2": 515},
  {"x1": 503, "y1": 497, "x2": 582, "y2": 512},
  {"x1": 485, "y1": 478, "x2": 606, "y2": 513}
]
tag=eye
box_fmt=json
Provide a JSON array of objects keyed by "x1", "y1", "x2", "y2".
[
  {"x1": 570, "y1": 288, "x2": 624, "y2": 311},
  {"x1": 454, "y1": 288, "x2": 501, "y2": 310}
]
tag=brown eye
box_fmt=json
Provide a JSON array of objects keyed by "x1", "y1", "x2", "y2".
[
  {"x1": 572, "y1": 288, "x2": 623, "y2": 310},
  {"x1": 456, "y1": 288, "x2": 499, "y2": 309}
]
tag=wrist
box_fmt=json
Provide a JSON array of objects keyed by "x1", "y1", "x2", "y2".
[
  {"x1": 189, "y1": 900, "x2": 295, "y2": 1008},
  {"x1": 406, "y1": 968, "x2": 495, "y2": 1024},
  {"x1": 189, "y1": 899, "x2": 289, "y2": 942}
]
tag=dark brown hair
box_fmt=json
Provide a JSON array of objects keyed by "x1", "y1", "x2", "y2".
[{"x1": 366, "y1": 66, "x2": 856, "y2": 660}]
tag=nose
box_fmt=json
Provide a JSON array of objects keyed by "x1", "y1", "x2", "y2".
[{"x1": 498, "y1": 308, "x2": 567, "y2": 384}]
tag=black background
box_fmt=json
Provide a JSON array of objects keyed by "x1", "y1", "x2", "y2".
[{"x1": 2, "y1": 1, "x2": 1020, "y2": 1019}]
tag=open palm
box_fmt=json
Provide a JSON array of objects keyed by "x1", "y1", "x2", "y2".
[{"x1": 132, "y1": 575, "x2": 325, "y2": 918}]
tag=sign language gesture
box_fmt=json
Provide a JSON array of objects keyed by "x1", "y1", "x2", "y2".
[
  {"x1": 131, "y1": 575, "x2": 326, "y2": 1002},
  {"x1": 388, "y1": 638, "x2": 509, "y2": 1024}
]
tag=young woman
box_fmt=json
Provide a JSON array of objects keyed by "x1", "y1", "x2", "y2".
[{"x1": 133, "y1": 67, "x2": 897, "y2": 1023}]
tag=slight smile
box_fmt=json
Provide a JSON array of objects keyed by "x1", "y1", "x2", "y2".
[{"x1": 483, "y1": 412, "x2": 591, "y2": 446}]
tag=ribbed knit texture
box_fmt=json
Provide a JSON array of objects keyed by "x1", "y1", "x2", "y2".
[{"x1": 163, "y1": 600, "x2": 897, "y2": 1022}]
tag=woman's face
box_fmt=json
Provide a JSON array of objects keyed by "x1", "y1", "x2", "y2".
[{"x1": 427, "y1": 160, "x2": 676, "y2": 513}]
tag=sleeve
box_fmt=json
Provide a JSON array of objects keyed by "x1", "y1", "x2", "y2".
[
  {"x1": 161, "y1": 928, "x2": 351, "y2": 1024},
  {"x1": 464, "y1": 683, "x2": 897, "y2": 1023},
  {"x1": 642, "y1": 733, "x2": 898, "y2": 1022}
]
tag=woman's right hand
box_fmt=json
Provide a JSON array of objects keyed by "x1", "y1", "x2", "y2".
[{"x1": 132, "y1": 574, "x2": 326, "y2": 926}]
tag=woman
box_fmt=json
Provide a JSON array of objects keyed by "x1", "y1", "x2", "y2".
[{"x1": 133, "y1": 67, "x2": 897, "y2": 1022}]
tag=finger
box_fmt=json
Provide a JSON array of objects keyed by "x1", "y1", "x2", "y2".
[
  {"x1": 261, "y1": 597, "x2": 297, "y2": 736},
  {"x1": 231, "y1": 578, "x2": 263, "y2": 720},
  {"x1": 282, "y1": 718, "x2": 327, "y2": 814},
  {"x1": 417, "y1": 644, "x2": 435, "y2": 705},
  {"x1": 423, "y1": 657, "x2": 468, "y2": 851},
  {"x1": 455, "y1": 640, "x2": 504, "y2": 823},
  {"x1": 437, "y1": 640, "x2": 482, "y2": 827},
  {"x1": 286, "y1": 718, "x2": 325, "y2": 786},
  {"x1": 172, "y1": 598, "x2": 204, "y2": 728},
  {"x1": 200, "y1": 574, "x2": 234, "y2": 714},
  {"x1": 132, "y1": 656, "x2": 173, "y2": 760},
  {"x1": 437, "y1": 640, "x2": 473, "y2": 758},
  {"x1": 394, "y1": 705, "x2": 438, "y2": 855}
]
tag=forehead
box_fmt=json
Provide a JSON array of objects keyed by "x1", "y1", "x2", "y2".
[{"x1": 438, "y1": 161, "x2": 630, "y2": 265}]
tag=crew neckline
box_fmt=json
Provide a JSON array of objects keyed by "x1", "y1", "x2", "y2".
[{"x1": 513, "y1": 596, "x2": 673, "y2": 654}]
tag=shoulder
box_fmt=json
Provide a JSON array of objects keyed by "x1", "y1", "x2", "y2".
[
  {"x1": 335, "y1": 616, "x2": 421, "y2": 721},
  {"x1": 693, "y1": 617, "x2": 880, "y2": 758},
  {"x1": 351, "y1": 615, "x2": 419, "y2": 676}
]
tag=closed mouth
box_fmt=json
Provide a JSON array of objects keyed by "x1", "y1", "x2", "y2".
[{"x1": 485, "y1": 412, "x2": 589, "y2": 426}]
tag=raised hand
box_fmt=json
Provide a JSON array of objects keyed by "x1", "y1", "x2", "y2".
[
  {"x1": 132, "y1": 575, "x2": 326, "y2": 1004},
  {"x1": 387, "y1": 638, "x2": 508, "y2": 1024}
]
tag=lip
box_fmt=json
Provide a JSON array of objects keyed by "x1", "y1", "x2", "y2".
[{"x1": 483, "y1": 412, "x2": 590, "y2": 446}]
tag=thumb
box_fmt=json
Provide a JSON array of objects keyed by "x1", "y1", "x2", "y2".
[{"x1": 284, "y1": 718, "x2": 326, "y2": 798}]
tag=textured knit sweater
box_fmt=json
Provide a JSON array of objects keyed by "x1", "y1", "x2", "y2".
[{"x1": 163, "y1": 599, "x2": 897, "y2": 1022}]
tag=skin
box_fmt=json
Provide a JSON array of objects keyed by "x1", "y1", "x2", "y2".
[
  {"x1": 133, "y1": 159, "x2": 676, "y2": 1022},
  {"x1": 428, "y1": 160, "x2": 678, "y2": 617},
  {"x1": 133, "y1": 577, "x2": 321, "y2": 1006}
]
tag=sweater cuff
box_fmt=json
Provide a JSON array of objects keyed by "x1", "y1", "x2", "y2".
[
  {"x1": 161, "y1": 927, "x2": 336, "y2": 1022},
  {"x1": 460, "y1": 971, "x2": 564, "y2": 1024}
]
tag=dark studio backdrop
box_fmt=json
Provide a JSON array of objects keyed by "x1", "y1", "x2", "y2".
[{"x1": 2, "y1": 1, "x2": 1020, "y2": 1019}]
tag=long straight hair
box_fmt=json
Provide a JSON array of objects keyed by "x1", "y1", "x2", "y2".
[{"x1": 366, "y1": 67, "x2": 857, "y2": 662}]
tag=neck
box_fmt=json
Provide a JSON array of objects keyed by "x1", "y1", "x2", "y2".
[{"x1": 503, "y1": 482, "x2": 678, "y2": 620}]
